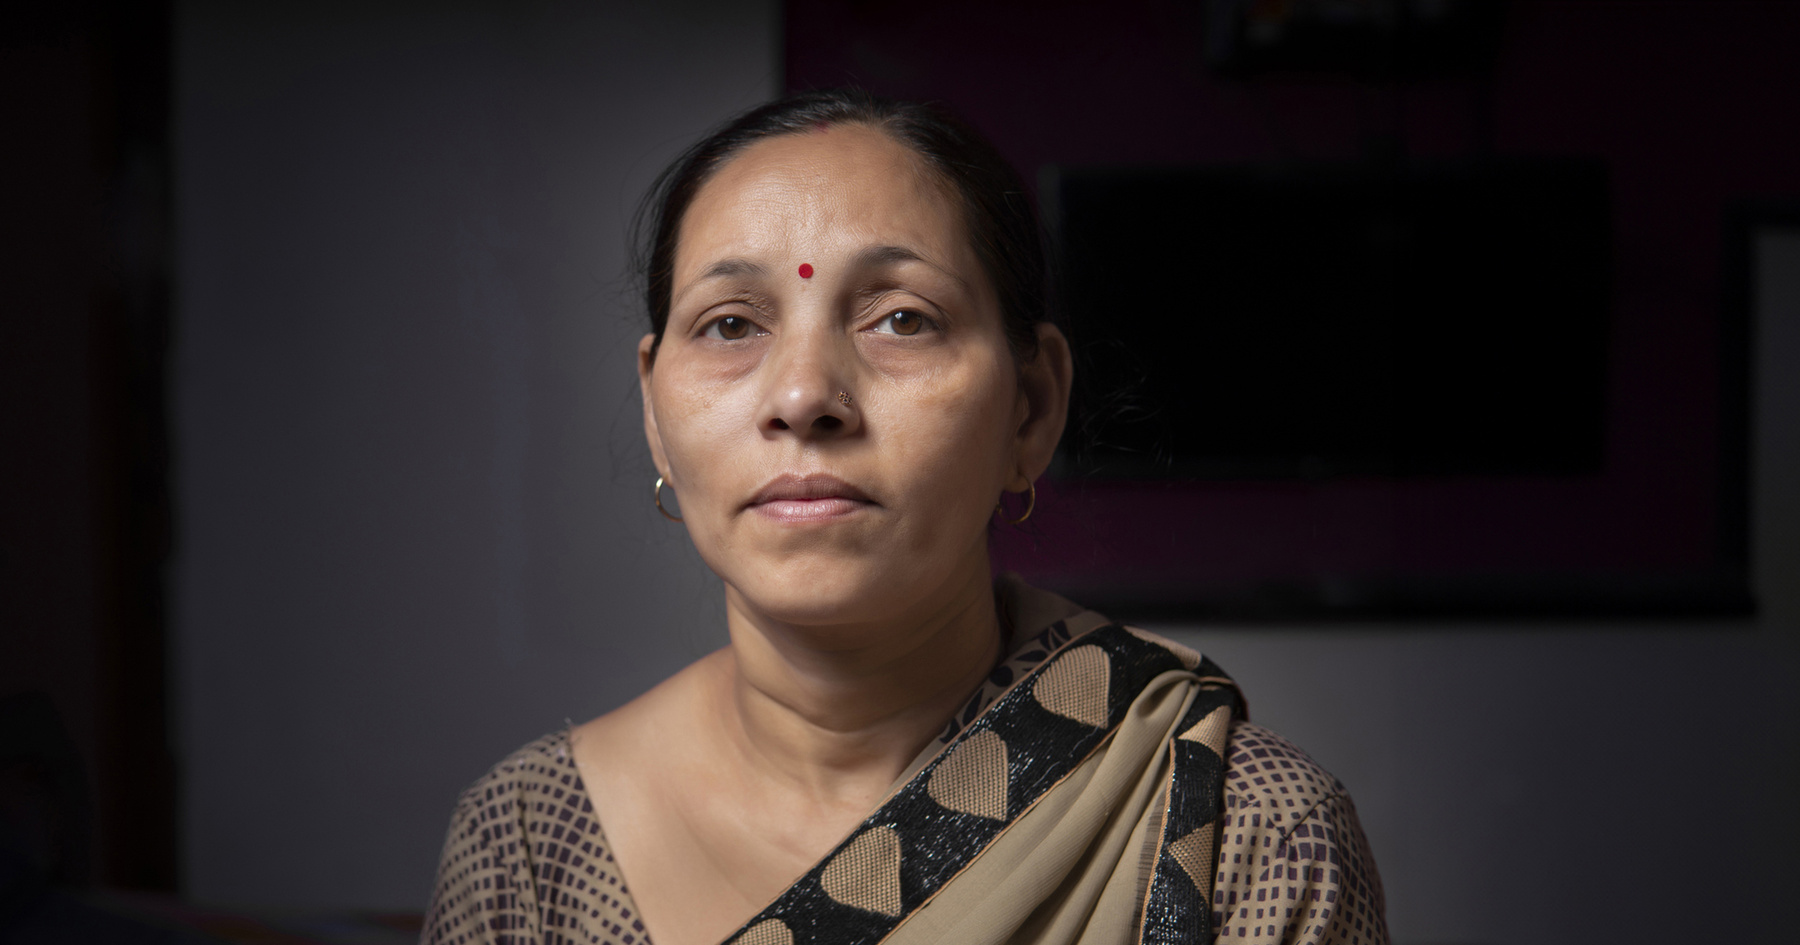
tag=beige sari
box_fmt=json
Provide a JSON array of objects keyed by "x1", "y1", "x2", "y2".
[{"x1": 719, "y1": 579, "x2": 1241, "y2": 945}]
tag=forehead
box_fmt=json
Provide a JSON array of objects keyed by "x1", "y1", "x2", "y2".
[{"x1": 677, "y1": 124, "x2": 969, "y2": 267}]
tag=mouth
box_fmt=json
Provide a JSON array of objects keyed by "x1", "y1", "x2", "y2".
[{"x1": 748, "y1": 473, "x2": 875, "y2": 523}]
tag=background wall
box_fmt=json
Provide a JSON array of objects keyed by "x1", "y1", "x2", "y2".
[
  {"x1": 2, "y1": 0, "x2": 177, "y2": 894},
  {"x1": 173, "y1": 0, "x2": 774, "y2": 911},
  {"x1": 168, "y1": 2, "x2": 1798, "y2": 944}
]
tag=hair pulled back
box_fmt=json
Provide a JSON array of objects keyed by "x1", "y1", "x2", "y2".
[{"x1": 635, "y1": 89, "x2": 1049, "y2": 361}]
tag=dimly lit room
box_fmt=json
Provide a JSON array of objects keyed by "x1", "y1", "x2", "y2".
[{"x1": 5, "y1": 1, "x2": 1797, "y2": 943}]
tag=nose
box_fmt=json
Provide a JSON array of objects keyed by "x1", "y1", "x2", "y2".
[{"x1": 756, "y1": 328, "x2": 861, "y2": 439}]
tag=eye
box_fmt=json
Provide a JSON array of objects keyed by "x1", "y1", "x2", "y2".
[
  {"x1": 871, "y1": 309, "x2": 931, "y2": 336},
  {"x1": 702, "y1": 315, "x2": 764, "y2": 341}
]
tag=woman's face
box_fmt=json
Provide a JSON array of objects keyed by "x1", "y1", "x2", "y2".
[{"x1": 639, "y1": 124, "x2": 1067, "y2": 632}]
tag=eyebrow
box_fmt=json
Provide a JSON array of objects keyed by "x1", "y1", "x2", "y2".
[
  {"x1": 670, "y1": 257, "x2": 768, "y2": 311},
  {"x1": 693, "y1": 257, "x2": 768, "y2": 283},
  {"x1": 852, "y1": 244, "x2": 970, "y2": 292}
]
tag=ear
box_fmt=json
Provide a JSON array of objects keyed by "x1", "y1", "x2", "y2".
[
  {"x1": 1011, "y1": 322, "x2": 1074, "y2": 489},
  {"x1": 638, "y1": 333, "x2": 672, "y2": 481}
]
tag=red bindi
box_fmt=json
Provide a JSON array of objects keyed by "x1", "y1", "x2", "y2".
[{"x1": 798, "y1": 263, "x2": 814, "y2": 279}]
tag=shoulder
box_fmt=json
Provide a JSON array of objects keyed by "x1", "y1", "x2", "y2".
[
  {"x1": 1213, "y1": 721, "x2": 1389, "y2": 945},
  {"x1": 441, "y1": 731, "x2": 587, "y2": 848},
  {"x1": 463, "y1": 730, "x2": 581, "y2": 799},
  {"x1": 425, "y1": 731, "x2": 643, "y2": 945},
  {"x1": 1223, "y1": 721, "x2": 1343, "y2": 819}
]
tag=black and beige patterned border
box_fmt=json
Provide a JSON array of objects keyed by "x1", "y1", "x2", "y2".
[
  {"x1": 722, "y1": 623, "x2": 1242, "y2": 945},
  {"x1": 1136, "y1": 664, "x2": 1239, "y2": 944}
]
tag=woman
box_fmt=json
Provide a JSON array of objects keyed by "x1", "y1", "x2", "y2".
[{"x1": 424, "y1": 90, "x2": 1387, "y2": 945}]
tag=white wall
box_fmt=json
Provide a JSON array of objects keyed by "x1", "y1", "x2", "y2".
[
  {"x1": 174, "y1": 0, "x2": 775, "y2": 910},
  {"x1": 175, "y1": 3, "x2": 1800, "y2": 940}
]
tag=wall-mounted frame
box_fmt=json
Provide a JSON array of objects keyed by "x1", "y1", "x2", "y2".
[{"x1": 991, "y1": 167, "x2": 1758, "y2": 623}]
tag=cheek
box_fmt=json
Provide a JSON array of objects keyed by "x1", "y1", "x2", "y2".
[
  {"x1": 651, "y1": 367, "x2": 746, "y2": 489},
  {"x1": 649, "y1": 378, "x2": 751, "y2": 573},
  {"x1": 884, "y1": 357, "x2": 1019, "y2": 506}
]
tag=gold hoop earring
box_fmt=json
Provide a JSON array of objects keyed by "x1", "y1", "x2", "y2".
[
  {"x1": 996, "y1": 479, "x2": 1036, "y2": 525},
  {"x1": 653, "y1": 476, "x2": 682, "y2": 523}
]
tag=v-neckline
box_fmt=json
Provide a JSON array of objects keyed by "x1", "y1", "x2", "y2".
[{"x1": 560, "y1": 579, "x2": 1101, "y2": 944}]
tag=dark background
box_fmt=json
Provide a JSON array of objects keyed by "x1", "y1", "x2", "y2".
[
  {"x1": 4, "y1": 2, "x2": 1798, "y2": 944},
  {"x1": 786, "y1": 0, "x2": 1799, "y2": 618}
]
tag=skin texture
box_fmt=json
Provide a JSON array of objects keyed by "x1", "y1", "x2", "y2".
[{"x1": 571, "y1": 124, "x2": 1073, "y2": 945}]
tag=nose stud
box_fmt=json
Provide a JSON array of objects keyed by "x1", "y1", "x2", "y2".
[{"x1": 837, "y1": 390, "x2": 853, "y2": 407}]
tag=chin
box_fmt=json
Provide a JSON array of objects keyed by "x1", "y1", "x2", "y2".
[
  {"x1": 736, "y1": 560, "x2": 900, "y2": 624},
  {"x1": 719, "y1": 549, "x2": 955, "y2": 634}
]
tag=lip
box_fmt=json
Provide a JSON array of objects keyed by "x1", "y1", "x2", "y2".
[{"x1": 748, "y1": 473, "x2": 875, "y2": 523}]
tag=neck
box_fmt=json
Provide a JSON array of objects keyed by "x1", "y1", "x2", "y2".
[{"x1": 710, "y1": 564, "x2": 1004, "y2": 807}]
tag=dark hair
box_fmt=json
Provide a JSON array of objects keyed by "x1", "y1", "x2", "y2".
[{"x1": 633, "y1": 89, "x2": 1050, "y2": 361}]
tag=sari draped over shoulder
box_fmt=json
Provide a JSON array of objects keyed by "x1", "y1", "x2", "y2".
[{"x1": 423, "y1": 579, "x2": 1388, "y2": 945}]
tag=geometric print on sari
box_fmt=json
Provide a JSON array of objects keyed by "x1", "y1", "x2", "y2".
[
  {"x1": 1136, "y1": 670, "x2": 1243, "y2": 945},
  {"x1": 718, "y1": 623, "x2": 1200, "y2": 945},
  {"x1": 932, "y1": 614, "x2": 1084, "y2": 748}
]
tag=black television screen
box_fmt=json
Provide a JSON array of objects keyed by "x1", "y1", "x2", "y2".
[{"x1": 1052, "y1": 159, "x2": 1610, "y2": 479}]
